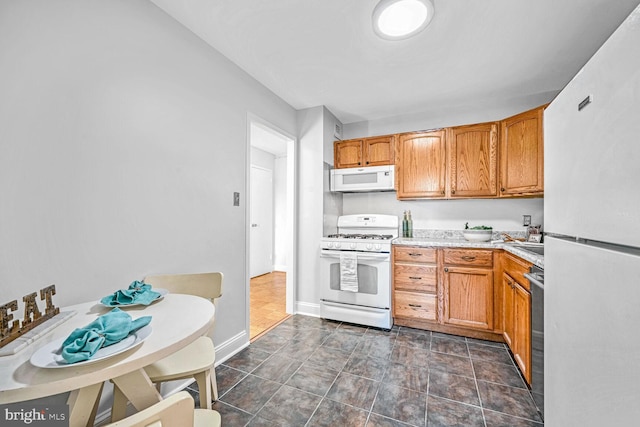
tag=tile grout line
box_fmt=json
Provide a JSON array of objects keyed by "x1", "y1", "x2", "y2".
[{"x1": 221, "y1": 317, "x2": 543, "y2": 426}]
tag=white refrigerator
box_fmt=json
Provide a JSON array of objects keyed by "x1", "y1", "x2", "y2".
[{"x1": 544, "y1": 4, "x2": 640, "y2": 426}]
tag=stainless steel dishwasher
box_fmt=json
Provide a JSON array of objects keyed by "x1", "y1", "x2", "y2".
[{"x1": 525, "y1": 265, "x2": 544, "y2": 420}]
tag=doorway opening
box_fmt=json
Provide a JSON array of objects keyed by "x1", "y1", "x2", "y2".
[{"x1": 248, "y1": 118, "x2": 296, "y2": 340}]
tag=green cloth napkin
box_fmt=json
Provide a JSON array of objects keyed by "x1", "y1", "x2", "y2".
[
  {"x1": 100, "y1": 281, "x2": 161, "y2": 306},
  {"x1": 61, "y1": 308, "x2": 152, "y2": 363}
]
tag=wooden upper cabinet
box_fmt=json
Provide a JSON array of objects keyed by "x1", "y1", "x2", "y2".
[
  {"x1": 500, "y1": 106, "x2": 544, "y2": 196},
  {"x1": 396, "y1": 130, "x2": 447, "y2": 199},
  {"x1": 334, "y1": 135, "x2": 394, "y2": 169},
  {"x1": 334, "y1": 139, "x2": 363, "y2": 169},
  {"x1": 448, "y1": 123, "x2": 498, "y2": 198},
  {"x1": 364, "y1": 135, "x2": 395, "y2": 166}
]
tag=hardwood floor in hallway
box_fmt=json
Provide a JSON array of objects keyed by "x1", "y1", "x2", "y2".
[{"x1": 250, "y1": 271, "x2": 289, "y2": 340}]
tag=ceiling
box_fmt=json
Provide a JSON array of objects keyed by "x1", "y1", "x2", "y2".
[{"x1": 150, "y1": 0, "x2": 640, "y2": 124}]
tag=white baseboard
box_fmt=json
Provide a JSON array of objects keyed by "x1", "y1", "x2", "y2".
[
  {"x1": 295, "y1": 301, "x2": 320, "y2": 317},
  {"x1": 214, "y1": 329, "x2": 250, "y2": 365},
  {"x1": 272, "y1": 264, "x2": 287, "y2": 272}
]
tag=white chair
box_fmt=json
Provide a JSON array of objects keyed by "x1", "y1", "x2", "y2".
[
  {"x1": 105, "y1": 391, "x2": 221, "y2": 427},
  {"x1": 111, "y1": 272, "x2": 222, "y2": 420}
]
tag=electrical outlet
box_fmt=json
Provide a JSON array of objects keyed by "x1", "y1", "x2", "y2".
[
  {"x1": 523, "y1": 215, "x2": 532, "y2": 226},
  {"x1": 233, "y1": 192, "x2": 240, "y2": 206}
]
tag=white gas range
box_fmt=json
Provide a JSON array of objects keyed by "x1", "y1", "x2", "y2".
[{"x1": 319, "y1": 214, "x2": 398, "y2": 329}]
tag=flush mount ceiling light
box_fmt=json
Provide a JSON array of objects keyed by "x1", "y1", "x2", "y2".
[{"x1": 373, "y1": 0, "x2": 434, "y2": 40}]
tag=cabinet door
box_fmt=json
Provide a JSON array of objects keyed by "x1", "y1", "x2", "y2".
[
  {"x1": 499, "y1": 107, "x2": 544, "y2": 196},
  {"x1": 396, "y1": 130, "x2": 447, "y2": 199},
  {"x1": 442, "y1": 266, "x2": 493, "y2": 330},
  {"x1": 364, "y1": 135, "x2": 395, "y2": 166},
  {"x1": 334, "y1": 139, "x2": 363, "y2": 169},
  {"x1": 501, "y1": 273, "x2": 516, "y2": 348},
  {"x1": 513, "y1": 281, "x2": 532, "y2": 384},
  {"x1": 448, "y1": 123, "x2": 498, "y2": 198}
]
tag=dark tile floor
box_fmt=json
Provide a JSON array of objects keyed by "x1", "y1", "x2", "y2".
[{"x1": 188, "y1": 315, "x2": 543, "y2": 427}]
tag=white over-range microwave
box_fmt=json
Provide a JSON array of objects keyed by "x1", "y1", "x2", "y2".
[{"x1": 330, "y1": 165, "x2": 395, "y2": 192}]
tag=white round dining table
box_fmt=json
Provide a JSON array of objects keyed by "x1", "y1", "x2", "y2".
[{"x1": 0, "y1": 293, "x2": 215, "y2": 427}]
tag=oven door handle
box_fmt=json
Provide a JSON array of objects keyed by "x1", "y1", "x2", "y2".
[{"x1": 320, "y1": 250, "x2": 390, "y2": 261}]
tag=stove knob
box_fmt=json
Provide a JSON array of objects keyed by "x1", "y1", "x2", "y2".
[
  {"x1": 374, "y1": 243, "x2": 382, "y2": 250},
  {"x1": 335, "y1": 242, "x2": 342, "y2": 249},
  {"x1": 327, "y1": 242, "x2": 334, "y2": 249},
  {"x1": 366, "y1": 243, "x2": 373, "y2": 250},
  {"x1": 350, "y1": 243, "x2": 357, "y2": 250}
]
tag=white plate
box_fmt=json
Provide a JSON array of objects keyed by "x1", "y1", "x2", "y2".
[
  {"x1": 99, "y1": 288, "x2": 168, "y2": 307},
  {"x1": 30, "y1": 324, "x2": 152, "y2": 369}
]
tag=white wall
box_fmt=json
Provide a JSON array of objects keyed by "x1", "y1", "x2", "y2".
[
  {"x1": 250, "y1": 147, "x2": 275, "y2": 171},
  {"x1": 0, "y1": 0, "x2": 296, "y2": 364},
  {"x1": 295, "y1": 107, "x2": 324, "y2": 314},
  {"x1": 343, "y1": 193, "x2": 543, "y2": 233},
  {"x1": 323, "y1": 108, "x2": 344, "y2": 236},
  {"x1": 296, "y1": 106, "x2": 342, "y2": 315}
]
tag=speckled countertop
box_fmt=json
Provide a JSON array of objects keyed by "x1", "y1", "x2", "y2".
[{"x1": 393, "y1": 231, "x2": 544, "y2": 268}]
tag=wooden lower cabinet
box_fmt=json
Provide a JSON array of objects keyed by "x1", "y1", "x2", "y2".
[
  {"x1": 392, "y1": 245, "x2": 534, "y2": 384},
  {"x1": 502, "y1": 252, "x2": 533, "y2": 384},
  {"x1": 502, "y1": 273, "x2": 516, "y2": 348},
  {"x1": 442, "y1": 266, "x2": 494, "y2": 330},
  {"x1": 513, "y1": 282, "x2": 531, "y2": 383},
  {"x1": 442, "y1": 248, "x2": 494, "y2": 331},
  {"x1": 393, "y1": 246, "x2": 500, "y2": 340},
  {"x1": 392, "y1": 247, "x2": 438, "y2": 322}
]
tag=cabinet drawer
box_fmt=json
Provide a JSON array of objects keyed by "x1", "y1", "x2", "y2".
[
  {"x1": 503, "y1": 252, "x2": 533, "y2": 290},
  {"x1": 394, "y1": 291, "x2": 436, "y2": 321},
  {"x1": 394, "y1": 264, "x2": 437, "y2": 293},
  {"x1": 443, "y1": 249, "x2": 493, "y2": 267},
  {"x1": 394, "y1": 246, "x2": 437, "y2": 263}
]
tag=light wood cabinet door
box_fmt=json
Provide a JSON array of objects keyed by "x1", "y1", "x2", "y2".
[
  {"x1": 448, "y1": 123, "x2": 498, "y2": 198},
  {"x1": 501, "y1": 256, "x2": 533, "y2": 385},
  {"x1": 334, "y1": 139, "x2": 363, "y2": 169},
  {"x1": 396, "y1": 130, "x2": 447, "y2": 199},
  {"x1": 442, "y1": 266, "x2": 494, "y2": 330},
  {"x1": 502, "y1": 273, "x2": 516, "y2": 348},
  {"x1": 513, "y1": 281, "x2": 532, "y2": 384},
  {"x1": 500, "y1": 106, "x2": 544, "y2": 196},
  {"x1": 364, "y1": 135, "x2": 395, "y2": 166}
]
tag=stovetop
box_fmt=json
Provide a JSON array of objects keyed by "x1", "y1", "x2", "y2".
[
  {"x1": 326, "y1": 233, "x2": 394, "y2": 240},
  {"x1": 321, "y1": 234, "x2": 395, "y2": 252},
  {"x1": 322, "y1": 214, "x2": 399, "y2": 252}
]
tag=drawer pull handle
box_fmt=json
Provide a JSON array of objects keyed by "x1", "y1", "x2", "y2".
[
  {"x1": 444, "y1": 267, "x2": 449, "y2": 272},
  {"x1": 408, "y1": 304, "x2": 422, "y2": 308},
  {"x1": 409, "y1": 276, "x2": 422, "y2": 280},
  {"x1": 461, "y1": 256, "x2": 476, "y2": 261},
  {"x1": 408, "y1": 253, "x2": 422, "y2": 257}
]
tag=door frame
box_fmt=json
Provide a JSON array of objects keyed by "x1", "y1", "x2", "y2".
[{"x1": 246, "y1": 114, "x2": 297, "y2": 333}]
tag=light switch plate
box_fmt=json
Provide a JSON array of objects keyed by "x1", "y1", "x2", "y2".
[
  {"x1": 233, "y1": 192, "x2": 240, "y2": 206},
  {"x1": 523, "y1": 215, "x2": 532, "y2": 226}
]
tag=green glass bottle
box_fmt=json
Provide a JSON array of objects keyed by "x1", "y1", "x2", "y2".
[{"x1": 402, "y1": 211, "x2": 408, "y2": 237}]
